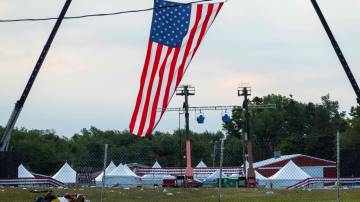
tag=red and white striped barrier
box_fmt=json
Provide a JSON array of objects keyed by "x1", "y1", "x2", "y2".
[
  {"x1": 136, "y1": 167, "x2": 243, "y2": 176},
  {"x1": 287, "y1": 177, "x2": 360, "y2": 189},
  {"x1": 0, "y1": 177, "x2": 64, "y2": 187}
]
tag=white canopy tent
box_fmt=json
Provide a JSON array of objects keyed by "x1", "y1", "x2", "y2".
[
  {"x1": 18, "y1": 164, "x2": 35, "y2": 178},
  {"x1": 95, "y1": 161, "x2": 117, "y2": 185},
  {"x1": 206, "y1": 169, "x2": 228, "y2": 181},
  {"x1": 152, "y1": 161, "x2": 162, "y2": 168},
  {"x1": 194, "y1": 160, "x2": 209, "y2": 182},
  {"x1": 255, "y1": 170, "x2": 269, "y2": 187},
  {"x1": 141, "y1": 174, "x2": 175, "y2": 187},
  {"x1": 196, "y1": 160, "x2": 207, "y2": 168},
  {"x1": 141, "y1": 161, "x2": 174, "y2": 187},
  {"x1": 105, "y1": 164, "x2": 140, "y2": 187},
  {"x1": 269, "y1": 160, "x2": 311, "y2": 188},
  {"x1": 203, "y1": 169, "x2": 228, "y2": 187},
  {"x1": 52, "y1": 162, "x2": 77, "y2": 184}
]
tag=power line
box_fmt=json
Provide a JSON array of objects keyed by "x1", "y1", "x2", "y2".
[{"x1": 0, "y1": 0, "x2": 213, "y2": 23}]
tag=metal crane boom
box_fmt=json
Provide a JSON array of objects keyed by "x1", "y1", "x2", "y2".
[
  {"x1": 311, "y1": 0, "x2": 360, "y2": 104},
  {"x1": 0, "y1": 0, "x2": 72, "y2": 152}
]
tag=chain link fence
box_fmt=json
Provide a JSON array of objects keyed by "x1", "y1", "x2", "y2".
[{"x1": 1, "y1": 144, "x2": 360, "y2": 201}]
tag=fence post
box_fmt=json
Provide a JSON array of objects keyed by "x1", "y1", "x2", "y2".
[
  {"x1": 100, "y1": 144, "x2": 108, "y2": 202},
  {"x1": 217, "y1": 138, "x2": 224, "y2": 202}
]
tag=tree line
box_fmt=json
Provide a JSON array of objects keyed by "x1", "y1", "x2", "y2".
[{"x1": 0, "y1": 94, "x2": 359, "y2": 175}]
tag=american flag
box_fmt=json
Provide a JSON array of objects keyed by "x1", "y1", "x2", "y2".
[{"x1": 130, "y1": 0, "x2": 224, "y2": 137}]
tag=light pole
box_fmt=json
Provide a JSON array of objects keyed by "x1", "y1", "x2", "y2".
[
  {"x1": 238, "y1": 84, "x2": 256, "y2": 187},
  {"x1": 176, "y1": 85, "x2": 195, "y2": 186}
]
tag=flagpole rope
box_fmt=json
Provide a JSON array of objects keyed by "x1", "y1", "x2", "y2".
[{"x1": 0, "y1": 0, "x2": 215, "y2": 23}]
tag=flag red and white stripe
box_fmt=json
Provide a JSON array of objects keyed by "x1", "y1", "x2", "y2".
[{"x1": 130, "y1": 1, "x2": 224, "y2": 137}]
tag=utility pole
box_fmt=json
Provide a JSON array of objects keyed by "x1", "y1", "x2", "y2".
[
  {"x1": 176, "y1": 85, "x2": 195, "y2": 187},
  {"x1": 0, "y1": 0, "x2": 72, "y2": 151},
  {"x1": 238, "y1": 84, "x2": 256, "y2": 187},
  {"x1": 311, "y1": 0, "x2": 360, "y2": 105}
]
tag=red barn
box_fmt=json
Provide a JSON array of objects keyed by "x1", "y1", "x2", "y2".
[{"x1": 254, "y1": 154, "x2": 336, "y2": 178}]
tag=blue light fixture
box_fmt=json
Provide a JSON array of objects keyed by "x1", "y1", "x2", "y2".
[
  {"x1": 197, "y1": 114, "x2": 205, "y2": 124},
  {"x1": 222, "y1": 113, "x2": 231, "y2": 123}
]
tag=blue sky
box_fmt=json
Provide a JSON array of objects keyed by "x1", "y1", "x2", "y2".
[{"x1": 1, "y1": 0, "x2": 360, "y2": 137}]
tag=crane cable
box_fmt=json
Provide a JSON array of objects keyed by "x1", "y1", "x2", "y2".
[{"x1": 0, "y1": 0, "x2": 213, "y2": 23}]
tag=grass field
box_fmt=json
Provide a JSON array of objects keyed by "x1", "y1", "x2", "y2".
[{"x1": 0, "y1": 187, "x2": 360, "y2": 202}]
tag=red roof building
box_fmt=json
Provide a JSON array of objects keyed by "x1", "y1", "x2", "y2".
[{"x1": 253, "y1": 154, "x2": 336, "y2": 178}]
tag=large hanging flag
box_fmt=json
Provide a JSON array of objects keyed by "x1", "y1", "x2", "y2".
[{"x1": 130, "y1": 0, "x2": 224, "y2": 137}]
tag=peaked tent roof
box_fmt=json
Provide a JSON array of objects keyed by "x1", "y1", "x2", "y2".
[
  {"x1": 123, "y1": 164, "x2": 139, "y2": 177},
  {"x1": 95, "y1": 161, "x2": 117, "y2": 182},
  {"x1": 108, "y1": 164, "x2": 139, "y2": 177},
  {"x1": 195, "y1": 160, "x2": 207, "y2": 168},
  {"x1": 106, "y1": 161, "x2": 117, "y2": 173},
  {"x1": 18, "y1": 164, "x2": 35, "y2": 178},
  {"x1": 152, "y1": 161, "x2": 162, "y2": 168},
  {"x1": 52, "y1": 162, "x2": 77, "y2": 183},
  {"x1": 269, "y1": 160, "x2": 311, "y2": 180}
]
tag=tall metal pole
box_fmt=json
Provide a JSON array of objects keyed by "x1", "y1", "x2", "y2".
[
  {"x1": 176, "y1": 85, "x2": 195, "y2": 186},
  {"x1": 244, "y1": 91, "x2": 256, "y2": 186},
  {"x1": 183, "y1": 86, "x2": 193, "y2": 184},
  {"x1": 100, "y1": 144, "x2": 108, "y2": 202},
  {"x1": 0, "y1": 0, "x2": 72, "y2": 151},
  {"x1": 238, "y1": 86, "x2": 256, "y2": 187},
  {"x1": 184, "y1": 85, "x2": 190, "y2": 137},
  {"x1": 336, "y1": 130, "x2": 340, "y2": 202},
  {"x1": 311, "y1": 0, "x2": 360, "y2": 105}
]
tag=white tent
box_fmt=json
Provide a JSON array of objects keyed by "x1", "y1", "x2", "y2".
[
  {"x1": 195, "y1": 160, "x2": 207, "y2": 168},
  {"x1": 203, "y1": 169, "x2": 228, "y2": 187},
  {"x1": 18, "y1": 164, "x2": 35, "y2": 178},
  {"x1": 123, "y1": 164, "x2": 137, "y2": 176},
  {"x1": 255, "y1": 170, "x2": 269, "y2": 187},
  {"x1": 141, "y1": 174, "x2": 175, "y2": 187},
  {"x1": 206, "y1": 169, "x2": 228, "y2": 181},
  {"x1": 95, "y1": 161, "x2": 117, "y2": 185},
  {"x1": 105, "y1": 164, "x2": 140, "y2": 187},
  {"x1": 194, "y1": 160, "x2": 209, "y2": 181},
  {"x1": 52, "y1": 162, "x2": 77, "y2": 184},
  {"x1": 269, "y1": 160, "x2": 310, "y2": 188},
  {"x1": 142, "y1": 162, "x2": 174, "y2": 187},
  {"x1": 152, "y1": 161, "x2": 162, "y2": 168}
]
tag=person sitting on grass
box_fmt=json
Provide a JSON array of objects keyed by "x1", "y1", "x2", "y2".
[
  {"x1": 35, "y1": 190, "x2": 60, "y2": 202},
  {"x1": 58, "y1": 193, "x2": 85, "y2": 202}
]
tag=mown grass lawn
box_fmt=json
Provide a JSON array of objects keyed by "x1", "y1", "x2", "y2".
[{"x1": 0, "y1": 187, "x2": 359, "y2": 202}]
